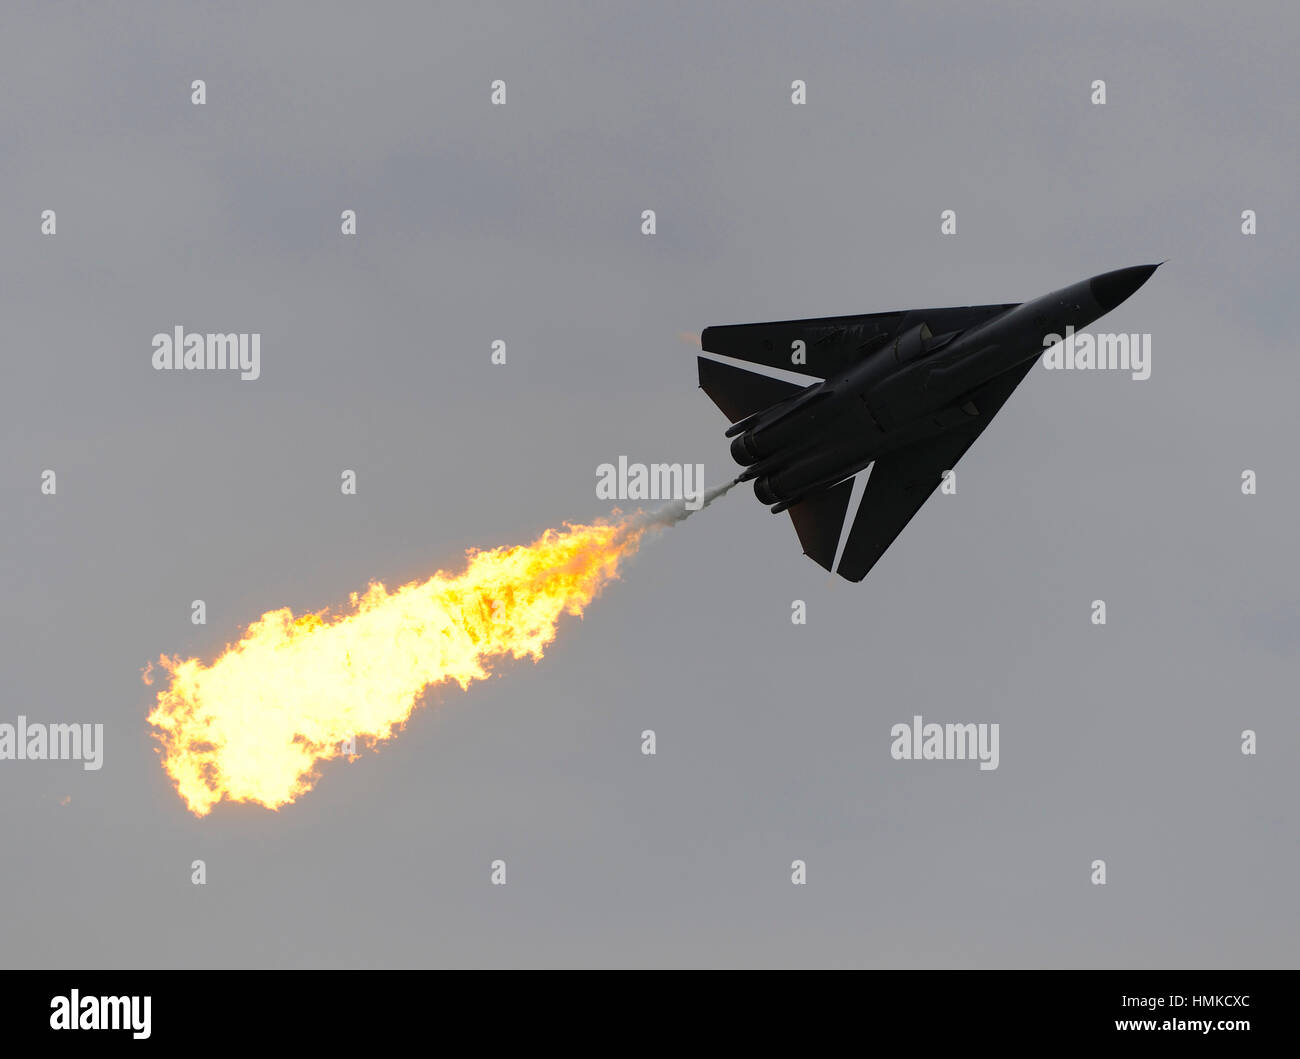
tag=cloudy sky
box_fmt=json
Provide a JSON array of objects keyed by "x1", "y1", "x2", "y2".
[{"x1": 1, "y1": 1, "x2": 1296, "y2": 967}]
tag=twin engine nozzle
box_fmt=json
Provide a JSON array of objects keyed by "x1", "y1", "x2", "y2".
[
  {"x1": 752, "y1": 475, "x2": 783, "y2": 506},
  {"x1": 730, "y1": 431, "x2": 763, "y2": 465},
  {"x1": 729, "y1": 430, "x2": 797, "y2": 505}
]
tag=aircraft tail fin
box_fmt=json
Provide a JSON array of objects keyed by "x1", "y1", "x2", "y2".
[
  {"x1": 786, "y1": 477, "x2": 855, "y2": 573},
  {"x1": 697, "y1": 356, "x2": 808, "y2": 424}
]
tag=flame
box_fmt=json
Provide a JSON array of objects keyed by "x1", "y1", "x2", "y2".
[{"x1": 146, "y1": 515, "x2": 651, "y2": 816}]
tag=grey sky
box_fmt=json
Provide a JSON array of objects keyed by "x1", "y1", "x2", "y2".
[{"x1": 1, "y1": 1, "x2": 1296, "y2": 967}]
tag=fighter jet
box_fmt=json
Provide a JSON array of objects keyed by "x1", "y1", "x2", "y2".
[{"x1": 698, "y1": 264, "x2": 1159, "y2": 581}]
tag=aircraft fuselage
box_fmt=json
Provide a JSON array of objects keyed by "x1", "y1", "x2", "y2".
[{"x1": 728, "y1": 265, "x2": 1157, "y2": 509}]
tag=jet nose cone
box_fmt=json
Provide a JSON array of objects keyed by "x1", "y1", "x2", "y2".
[{"x1": 1089, "y1": 263, "x2": 1160, "y2": 313}]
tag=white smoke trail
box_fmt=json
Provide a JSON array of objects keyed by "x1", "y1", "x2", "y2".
[{"x1": 626, "y1": 479, "x2": 738, "y2": 533}]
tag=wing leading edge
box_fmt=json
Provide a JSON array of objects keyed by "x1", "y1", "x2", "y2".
[{"x1": 701, "y1": 302, "x2": 1016, "y2": 380}]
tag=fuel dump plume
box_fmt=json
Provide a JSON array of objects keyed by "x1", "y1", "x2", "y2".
[{"x1": 146, "y1": 484, "x2": 734, "y2": 817}]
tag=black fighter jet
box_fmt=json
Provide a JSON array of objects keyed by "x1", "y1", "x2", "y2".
[{"x1": 699, "y1": 264, "x2": 1159, "y2": 581}]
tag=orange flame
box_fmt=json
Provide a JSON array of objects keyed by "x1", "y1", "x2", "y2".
[{"x1": 146, "y1": 515, "x2": 649, "y2": 816}]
